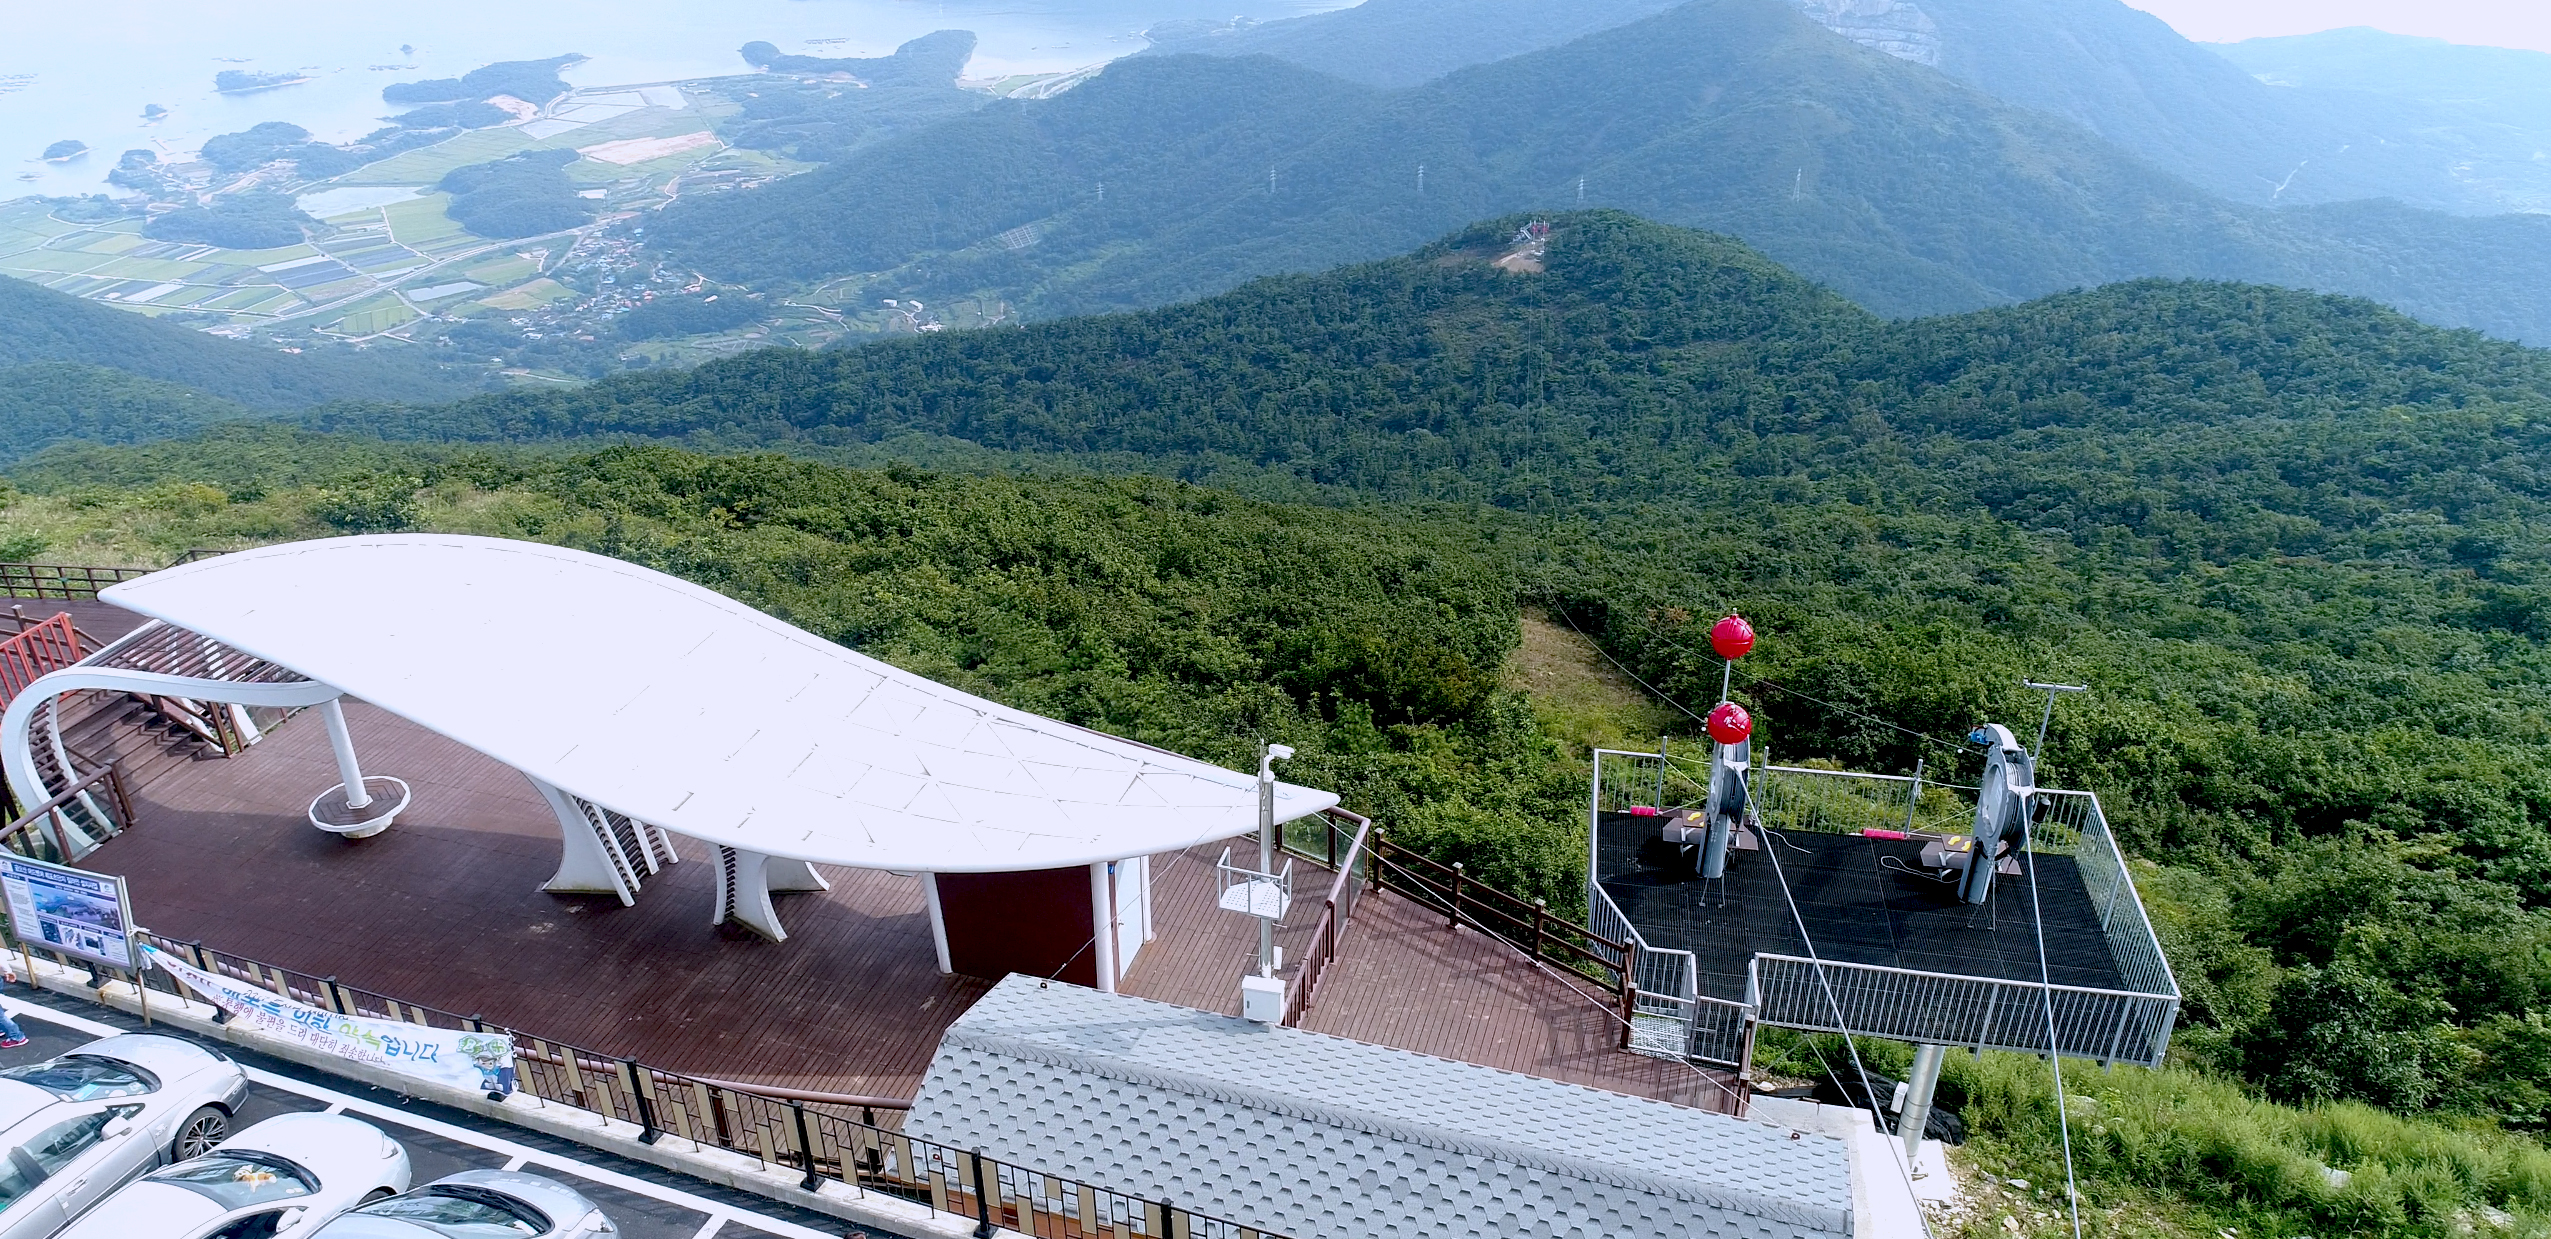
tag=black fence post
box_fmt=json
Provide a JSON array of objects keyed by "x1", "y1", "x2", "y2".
[
  {"x1": 789, "y1": 1100, "x2": 822, "y2": 1192},
  {"x1": 321, "y1": 975, "x2": 345, "y2": 1015},
  {"x1": 623, "y1": 1060, "x2": 659, "y2": 1145},
  {"x1": 1448, "y1": 862, "x2": 1464, "y2": 930},
  {"x1": 970, "y1": 1148, "x2": 997, "y2": 1239}
]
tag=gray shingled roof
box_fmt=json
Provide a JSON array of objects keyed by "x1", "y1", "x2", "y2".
[{"x1": 906, "y1": 975, "x2": 1853, "y2": 1239}]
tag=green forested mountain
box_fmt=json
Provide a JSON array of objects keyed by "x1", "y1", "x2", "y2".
[
  {"x1": 0, "y1": 275, "x2": 477, "y2": 411},
  {"x1": 274, "y1": 211, "x2": 2551, "y2": 1131},
  {"x1": 1147, "y1": 0, "x2": 2551, "y2": 215},
  {"x1": 0, "y1": 364, "x2": 256, "y2": 464},
  {"x1": 646, "y1": 0, "x2": 2551, "y2": 342},
  {"x1": 24, "y1": 208, "x2": 2551, "y2": 1228}
]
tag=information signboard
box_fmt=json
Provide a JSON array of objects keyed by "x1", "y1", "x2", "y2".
[{"x1": 0, "y1": 855, "x2": 134, "y2": 970}]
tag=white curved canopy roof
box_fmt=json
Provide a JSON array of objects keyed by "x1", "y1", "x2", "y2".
[{"x1": 103, "y1": 535, "x2": 1337, "y2": 872}]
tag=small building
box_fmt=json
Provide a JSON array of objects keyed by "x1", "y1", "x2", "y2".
[{"x1": 907, "y1": 974, "x2": 1856, "y2": 1239}]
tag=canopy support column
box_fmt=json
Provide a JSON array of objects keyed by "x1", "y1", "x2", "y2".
[
  {"x1": 714, "y1": 847, "x2": 794, "y2": 943},
  {"x1": 321, "y1": 700, "x2": 370, "y2": 811},
  {"x1": 1091, "y1": 861, "x2": 1117, "y2": 994},
  {"x1": 308, "y1": 699, "x2": 410, "y2": 839},
  {"x1": 529, "y1": 777, "x2": 637, "y2": 905},
  {"x1": 922, "y1": 873, "x2": 953, "y2": 974}
]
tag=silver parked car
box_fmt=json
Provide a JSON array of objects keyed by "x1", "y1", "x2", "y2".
[
  {"x1": 311, "y1": 1170, "x2": 615, "y2": 1238},
  {"x1": 0, "y1": 1033, "x2": 249, "y2": 1238},
  {"x1": 55, "y1": 1111, "x2": 412, "y2": 1239}
]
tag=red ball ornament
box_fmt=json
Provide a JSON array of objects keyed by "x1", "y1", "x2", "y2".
[
  {"x1": 1707, "y1": 702, "x2": 1752, "y2": 745},
  {"x1": 1710, "y1": 613, "x2": 1756, "y2": 660}
]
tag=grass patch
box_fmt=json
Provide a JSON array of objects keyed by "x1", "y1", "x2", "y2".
[
  {"x1": 1756, "y1": 1032, "x2": 2551, "y2": 1238},
  {"x1": 1502, "y1": 609, "x2": 1680, "y2": 753}
]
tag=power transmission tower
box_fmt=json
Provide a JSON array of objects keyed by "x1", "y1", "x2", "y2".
[
  {"x1": 1417, "y1": 163, "x2": 1425, "y2": 194},
  {"x1": 1577, "y1": 177, "x2": 1586, "y2": 205}
]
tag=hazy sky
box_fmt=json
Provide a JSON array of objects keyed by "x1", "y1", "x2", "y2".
[{"x1": 2125, "y1": 0, "x2": 2551, "y2": 53}]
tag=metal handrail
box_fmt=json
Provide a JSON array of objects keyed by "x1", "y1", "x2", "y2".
[
  {"x1": 0, "y1": 764, "x2": 128, "y2": 861},
  {"x1": 687, "y1": 1073, "x2": 912, "y2": 1111},
  {"x1": 1285, "y1": 809, "x2": 1372, "y2": 1026},
  {"x1": 1370, "y1": 837, "x2": 1629, "y2": 982}
]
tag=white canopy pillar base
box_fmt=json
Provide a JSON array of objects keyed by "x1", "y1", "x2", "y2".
[
  {"x1": 714, "y1": 846, "x2": 791, "y2": 943},
  {"x1": 529, "y1": 777, "x2": 637, "y2": 905},
  {"x1": 309, "y1": 776, "x2": 410, "y2": 839},
  {"x1": 763, "y1": 856, "x2": 830, "y2": 893}
]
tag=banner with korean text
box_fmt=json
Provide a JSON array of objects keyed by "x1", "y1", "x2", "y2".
[{"x1": 141, "y1": 945, "x2": 515, "y2": 1096}]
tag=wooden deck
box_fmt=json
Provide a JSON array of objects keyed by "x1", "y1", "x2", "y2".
[
  {"x1": 42, "y1": 611, "x2": 1745, "y2": 1111},
  {"x1": 1119, "y1": 843, "x2": 1330, "y2": 1017},
  {"x1": 86, "y1": 701, "x2": 990, "y2": 1098},
  {"x1": 1296, "y1": 888, "x2": 1748, "y2": 1115}
]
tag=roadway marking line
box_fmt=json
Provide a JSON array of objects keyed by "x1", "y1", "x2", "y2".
[
  {"x1": 0, "y1": 998, "x2": 839, "y2": 1239},
  {"x1": 502, "y1": 1155, "x2": 528, "y2": 1171},
  {"x1": 4, "y1": 996, "x2": 116, "y2": 1037},
  {"x1": 324, "y1": 1103, "x2": 345, "y2": 1115},
  {"x1": 688, "y1": 1219, "x2": 727, "y2": 1239}
]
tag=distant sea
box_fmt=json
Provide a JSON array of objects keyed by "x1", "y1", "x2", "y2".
[{"x1": 2, "y1": 0, "x2": 1355, "y2": 200}]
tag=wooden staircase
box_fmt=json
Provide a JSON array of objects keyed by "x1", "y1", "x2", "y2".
[{"x1": 51, "y1": 692, "x2": 234, "y2": 802}]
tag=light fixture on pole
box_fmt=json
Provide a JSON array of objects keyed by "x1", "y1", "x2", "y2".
[{"x1": 2024, "y1": 680, "x2": 2087, "y2": 762}]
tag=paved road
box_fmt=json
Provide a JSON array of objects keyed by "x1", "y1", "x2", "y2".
[{"x1": 0, "y1": 988, "x2": 906, "y2": 1239}]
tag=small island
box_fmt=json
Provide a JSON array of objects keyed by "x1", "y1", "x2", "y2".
[
  {"x1": 214, "y1": 69, "x2": 313, "y2": 94},
  {"x1": 141, "y1": 104, "x2": 170, "y2": 121},
  {"x1": 41, "y1": 140, "x2": 87, "y2": 162}
]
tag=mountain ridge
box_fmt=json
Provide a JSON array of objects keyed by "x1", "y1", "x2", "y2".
[{"x1": 649, "y1": 0, "x2": 2551, "y2": 343}]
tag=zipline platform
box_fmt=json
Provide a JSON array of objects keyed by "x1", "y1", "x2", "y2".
[{"x1": 1596, "y1": 811, "x2": 2128, "y2": 1007}]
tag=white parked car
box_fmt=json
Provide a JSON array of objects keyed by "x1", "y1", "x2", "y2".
[
  {"x1": 56, "y1": 1111, "x2": 411, "y2": 1239},
  {"x1": 312, "y1": 1170, "x2": 615, "y2": 1238},
  {"x1": 0, "y1": 1033, "x2": 248, "y2": 1238}
]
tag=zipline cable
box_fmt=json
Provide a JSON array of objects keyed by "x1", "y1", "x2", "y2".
[{"x1": 1747, "y1": 767, "x2": 1937, "y2": 1239}]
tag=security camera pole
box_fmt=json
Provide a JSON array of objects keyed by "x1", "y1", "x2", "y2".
[{"x1": 1259, "y1": 742, "x2": 1294, "y2": 978}]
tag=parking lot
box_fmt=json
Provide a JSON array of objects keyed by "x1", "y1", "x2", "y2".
[{"x1": 0, "y1": 988, "x2": 895, "y2": 1239}]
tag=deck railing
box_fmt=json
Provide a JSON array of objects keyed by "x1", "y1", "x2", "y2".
[
  {"x1": 1748, "y1": 952, "x2": 2179, "y2": 1067},
  {"x1": 1282, "y1": 808, "x2": 1371, "y2": 1027},
  {"x1": 0, "y1": 563, "x2": 153, "y2": 601},
  {"x1": 1369, "y1": 834, "x2": 1630, "y2": 990},
  {"x1": 81, "y1": 938, "x2": 1288, "y2": 1239},
  {"x1": 0, "y1": 763, "x2": 131, "y2": 863},
  {"x1": 0, "y1": 550, "x2": 223, "y2": 603}
]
